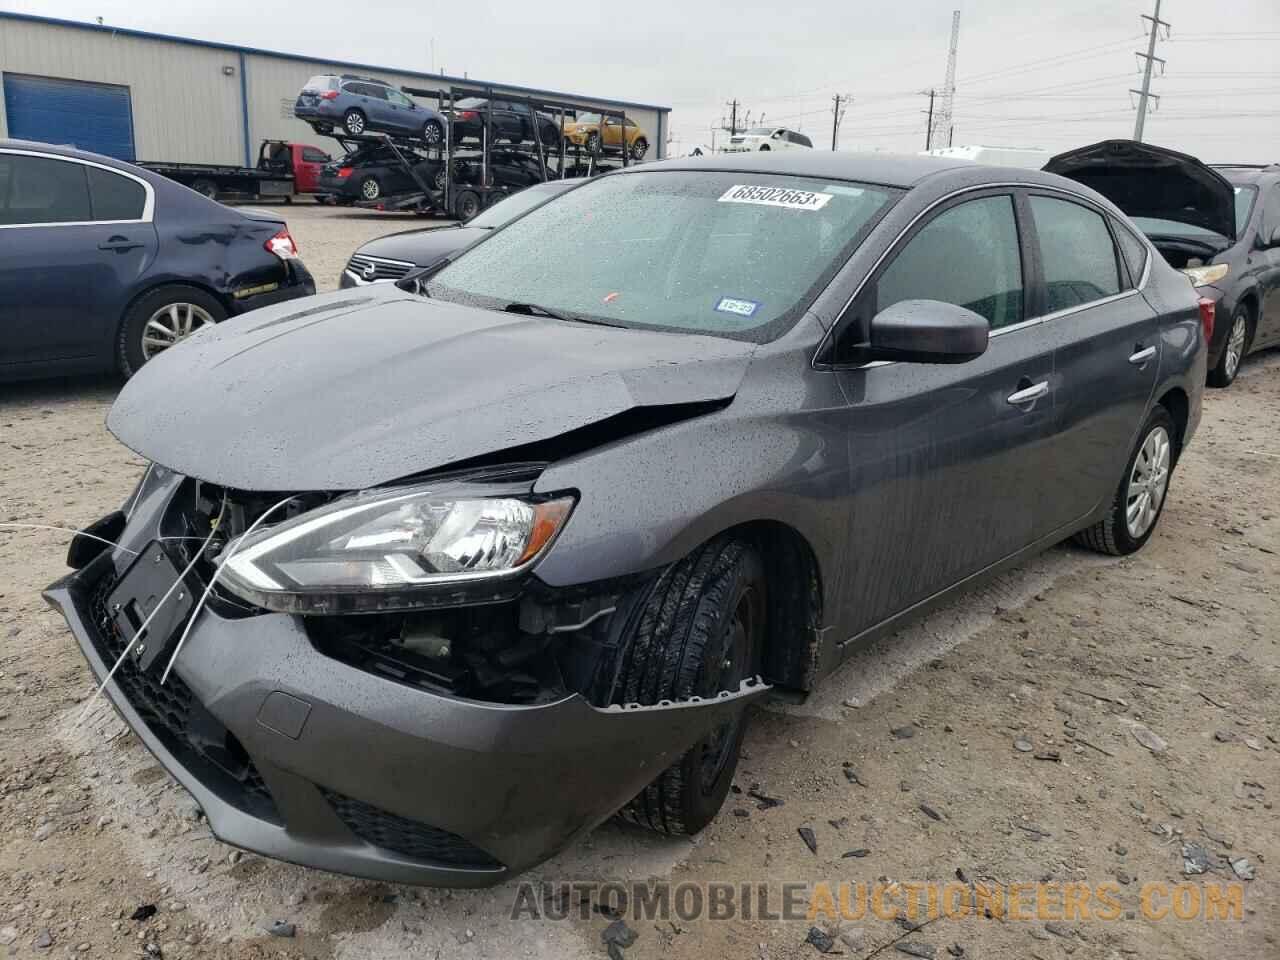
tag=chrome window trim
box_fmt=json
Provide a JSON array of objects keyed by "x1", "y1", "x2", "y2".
[
  {"x1": 0, "y1": 147, "x2": 156, "y2": 228},
  {"x1": 816, "y1": 180, "x2": 1150, "y2": 370}
]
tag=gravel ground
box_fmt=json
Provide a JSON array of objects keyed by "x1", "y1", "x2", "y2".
[{"x1": 0, "y1": 207, "x2": 1275, "y2": 959}]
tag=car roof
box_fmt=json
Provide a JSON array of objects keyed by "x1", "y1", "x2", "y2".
[
  {"x1": 619, "y1": 150, "x2": 1026, "y2": 189},
  {"x1": 0, "y1": 138, "x2": 155, "y2": 176}
]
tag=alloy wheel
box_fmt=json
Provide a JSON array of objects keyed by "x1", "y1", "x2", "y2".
[
  {"x1": 360, "y1": 178, "x2": 380, "y2": 200},
  {"x1": 141, "y1": 302, "x2": 215, "y2": 359},
  {"x1": 344, "y1": 110, "x2": 365, "y2": 135},
  {"x1": 424, "y1": 121, "x2": 442, "y2": 145},
  {"x1": 1225, "y1": 314, "x2": 1247, "y2": 379},
  {"x1": 1125, "y1": 425, "x2": 1171, "y2": 539}
]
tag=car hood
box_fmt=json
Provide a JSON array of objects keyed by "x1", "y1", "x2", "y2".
[
  {"x1": 355, "y1": 225, "x2": 487, "y2": 266},
  {"x1": 108, "y1": 289, "x2": 756, "y2": 491},
  {"x1": 1044, "y1": 139, "x2": 1236, "y2": 242}
]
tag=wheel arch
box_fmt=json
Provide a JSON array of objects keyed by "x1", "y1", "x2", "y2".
[
  {"x1": 1155, "y1": 386, "x2": 1189, "y2": 461},
  {"x1": 117, "y1": 277, "x2": 232, "y2": 339}
]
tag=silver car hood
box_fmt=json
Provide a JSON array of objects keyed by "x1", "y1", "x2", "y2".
[{"x1": 108, "y1": 289, "x2": 755, "y2": 491}]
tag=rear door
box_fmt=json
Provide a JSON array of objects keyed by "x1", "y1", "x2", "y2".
[
  {"x1": 1024, "y1": 191, "x2": 1160, "y2": 531},
  {"x1": 830, "y1": 191, "x2": 1053, "y2": 636},
  {"x1": 0, "y1": 150, "x2": 157, "y2": 369}
]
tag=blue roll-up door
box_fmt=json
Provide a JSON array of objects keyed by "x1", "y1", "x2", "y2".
[{"x1": 3, "y1": 74, "x2": 135, "y2": 161}]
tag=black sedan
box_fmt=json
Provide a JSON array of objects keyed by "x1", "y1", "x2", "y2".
[
  {"x1": 340, "y1": 179, "x2": 581, "y2": 287},
  {"x1": 450, "y1": 97, "x2": 560, "y2": 147},
  {"x1": 0, "y1": 140, "x2": 315, "y2": 381},
  {"x1": 49, "y1": 152, "x2": 1204, "y2": 887},
  {"x1": 1047, "y1": 142, "x2": 1280, "y2": 387},
  {"x1": 318, "y1": 143, "x2": 441, "y2": 203}
]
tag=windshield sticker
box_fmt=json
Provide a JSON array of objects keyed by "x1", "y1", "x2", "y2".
[
  {"x1": 718, "y1": 184, "x2": 833, "y2": 211},
  {"x1": 715, "y1": 297, "x2": 760, "y2": 318}
]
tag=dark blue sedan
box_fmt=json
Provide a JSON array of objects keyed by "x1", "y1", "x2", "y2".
[{"x1": 0, "y1": 140, "x2": 316, "y2": 382}]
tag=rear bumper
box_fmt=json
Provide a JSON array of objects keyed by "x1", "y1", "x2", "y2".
[
  {"x1": 295, "y1": 103, "x2": 341, "y2": 123},
  {"x1": 228, "y1": 261, "x2": 315, "y2": 315},
  {"x1": 46, "y1": 494, "x2": 765, "y2": 886}
]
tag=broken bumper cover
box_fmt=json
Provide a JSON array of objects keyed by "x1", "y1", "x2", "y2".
[{"x1": 45, "y1": 545, "x2": 767, "y2": 887}]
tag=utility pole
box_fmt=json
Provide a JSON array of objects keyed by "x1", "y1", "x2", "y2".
[
  {"x1": 830, "y1": 94, "x2": 849, "y2": 151},
  {"x1": 725, "y1": 100, "x2": 740, "y2": 136},
  {"x1": 1132, "y1": 0, "x2": 1169, "y2": 142},
  {"x1": 923, "y1": 89, "x2": 936, "y2": 150}
]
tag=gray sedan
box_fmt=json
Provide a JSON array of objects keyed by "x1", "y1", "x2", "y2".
[{"x1": 46, "y1": 151, "x2": 1206, "y2": 887}]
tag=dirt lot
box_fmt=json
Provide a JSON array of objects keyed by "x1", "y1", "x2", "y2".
[{"x1": 0, "y1": 204, "x2": 1276, "y2": 960}]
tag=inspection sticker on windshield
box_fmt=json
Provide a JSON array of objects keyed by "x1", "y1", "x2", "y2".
[
  {"x1": 718, "y1": 184, "x2": 833, "y2": 211},
  {"x1": 715, "y1": 297, "x2": 760, "y2": 317}
]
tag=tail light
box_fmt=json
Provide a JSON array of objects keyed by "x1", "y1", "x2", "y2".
[
  {"x1": 337, "y1": 166, "x2": 353, "y2": 178},
  {"x1": 265, "y1": 227, "x2": 299, "y2": 261},
  {"x1": 1197, "y1": 297, "x2": 1215, "y2": 343},
  {"x1": 320, "y1": 90, "x2": 339, "y2": 100},
  {"x1": 458, "y1": 110, "x2": 479, "y2": 121}
]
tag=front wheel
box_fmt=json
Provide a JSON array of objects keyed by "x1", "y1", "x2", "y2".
[
  {"x1": 423, "y1": 119, "x2": 444, "y2": 145},
  {"x1": 613, "y1": 537, "x2": 765, "y2": 835},
  {"x1": 630, "y1": 137, "x2": 649, "y2": 160},
  {"x1": 586, "y1": 132, "x2": 600, "y2": 154},
  {"x1": 358, "y1": 176, "x2": 381, "y2": 201},
  {"x1": 1073, "y1": 406, "x2": 1176, "y2": 556},
  {"x1": 1207, "y1": 305, "x2": 1251, "y2": 388},
  {"x1": 117, "y1": 285, "x2": 225, "y2": 378}
]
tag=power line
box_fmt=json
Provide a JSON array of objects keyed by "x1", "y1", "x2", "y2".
[{"x1": 1132, "y1": 0, "x2": 1170, "y2": 141}]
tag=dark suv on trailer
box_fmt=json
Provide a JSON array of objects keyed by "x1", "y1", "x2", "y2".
[
  {"x1": 450, "y1": 97, "x2": 560, "y2": 147},
  {"x1": 295, "y1": 75, "x2": 448, "y2": 146}
]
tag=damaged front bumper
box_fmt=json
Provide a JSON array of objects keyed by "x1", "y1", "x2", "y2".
[{"x1": 44, "y1": 490, "x2": 766, "y2": 887}]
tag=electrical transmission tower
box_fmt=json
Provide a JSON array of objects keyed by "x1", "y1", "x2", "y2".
[
  {"x1": 931, "y1": 10, "x2": 960, "y2": 149},
  {"x1": 1132, "y1": 0, "x2": 1169, "y2": 141}
]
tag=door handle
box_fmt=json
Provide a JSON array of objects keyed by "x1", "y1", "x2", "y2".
[
  {"x1": 1007, "y1": 381, "x2": 1049, "y2": 405},
  {"x1": 98, "y1": 237, "x2": 143, "y2": 252},
  {"x1": 1129, "y1": 345, "x2": 1157, "y2": 365}
]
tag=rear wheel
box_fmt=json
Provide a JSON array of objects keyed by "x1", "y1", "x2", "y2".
[
  {"x1": 1073, "y1": 406, "x2": 1175, "y2": 556},
  {"x1": 613, "y1": 536, "x2": 765, "y2": 835},
  {"x1": 631, "y1": 137, "x2": 649, "y2": 160},
  {"x1": 454, "y1": 190, "x2": 481, "y2": 221},
  {"x1": 358, "y1": 176, "x2": 381, "y2": 201},
  {"x1": 343, "y1": 109, "x2": 367, "y2": 136},
  {"x1": 117, "y1": 285, "x2": 225, "y2": 378},
  {"x1": 1207, "y1": 305, "x2": 1251, "y2": 388}
]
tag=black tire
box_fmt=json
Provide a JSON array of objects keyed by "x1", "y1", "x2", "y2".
[
  {"x1": 1073, "y1": 405, "x2": 1176, "y2": 557},
  {"x1": 759, "y1": 144, "x2": 771, "y2": 151},
  {"x1": 586, "y1": 132, "x2": 600, "y2": 155},
  {"x1": 631, "y1": 137, "x2": 648, "y2": 160},
  {"x1": 614, "y1": 536, "x2": 765, "y2": 835},
  {"x1": 358, "y1": 176, "x2": 381, "y2": 201},
  {"x1": 117, "y1": 285, "x2": 226, "y2": 378},
  {"x1": 343, "y1": 109, "x2": 367, "y2": 136},
  {"x1": 432, "y1": 167, "x2": 447, "y2": 191},
  {"x1": 454, "y1": 190, "x2": 481, "y2": 221},
  {"x1": 191, "y1": 179, "x2": 218, "y2": 199},
  {"x1": 1207, "y1": 304, "x2": 1252, "y2": 388},
  {"x1": 423, "y1": 119, "x2": 444, "y2": 145}
]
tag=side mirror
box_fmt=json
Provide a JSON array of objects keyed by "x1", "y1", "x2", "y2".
[{"x1": 868, "y1": 299, "x2": 989, "y2": 364}]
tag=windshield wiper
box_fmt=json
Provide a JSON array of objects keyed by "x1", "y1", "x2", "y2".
[{"x1": 502, "y1": 301, "x2": 570, "y2": 320}]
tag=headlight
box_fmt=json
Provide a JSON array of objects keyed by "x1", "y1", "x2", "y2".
[
  {"x1": 218, "y1": 484, "x2": 574, "y2": 614},
  {"x1": 1182, "y1": 263, "x2": 1229, "y2": 287}
]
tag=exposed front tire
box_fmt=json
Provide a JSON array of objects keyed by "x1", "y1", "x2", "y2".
[
  {"x1": 343, "y1": 109, "x2": 367, "y2": 136},
  {"x1": 1073, "y1": 406, "x2": 1175, "y2": 556},
  {"x1": 117, "y1": 285, "x2": 226, "y2": 378},
  {"x1": 613, "y1": 536, "x2": 765, "y2": 835},
  {"x1": 1207, "y1": 305, "x2": 1251, "y2": 388},
  {"x1": 586, "y1": 132, "x2": 600, "y2": 155}
]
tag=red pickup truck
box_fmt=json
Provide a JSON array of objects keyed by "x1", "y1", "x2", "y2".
[{"x1": 141, "y1": 140, "x2": 332, "y2": 201}]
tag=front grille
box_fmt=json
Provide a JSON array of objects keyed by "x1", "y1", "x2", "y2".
[
  {"x1": 86, "y1": 574, "x2": 280, "y2": 823},
  {"x1": 346, "y1": 253, "x2": 414, "y2": 283},
  {"x1": 322, "y1": 789, "x2": 503, "y2": 869}
]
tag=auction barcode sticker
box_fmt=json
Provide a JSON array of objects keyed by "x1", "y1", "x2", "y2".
[{"x1": 718, "y1": 184, "x2": 833, "y2": 211}]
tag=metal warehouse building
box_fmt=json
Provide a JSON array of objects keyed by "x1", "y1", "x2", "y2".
[{"x1": 0, "y1": 12, "x2": 670, "y2": 165}]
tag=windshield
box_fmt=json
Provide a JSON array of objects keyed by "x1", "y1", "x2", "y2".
[
  {"x1": 467, "y1": 184, "x2": 572, "y2": 228},
  {"x1": 304, "y1": 75, "x2": 337, "y2": 92},
  {"x1": 575, "y1": 113, "x2": 601, "y2": 124},
  {"x1": 1234, "y1": 186, "x2": 1258, "y2": 236},
  {"x1": 427, "y1": 171, "x2": 900, "y2": 342}
]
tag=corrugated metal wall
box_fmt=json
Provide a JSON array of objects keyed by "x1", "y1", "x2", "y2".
[
  {"x1": 0, "y1": 18, "x2": 245, "y2": 163},
  {"x1": 0, "y1": 17, "x2": 667, "y2": 166}
]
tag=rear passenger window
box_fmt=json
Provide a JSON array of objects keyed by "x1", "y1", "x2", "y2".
[
  {"x1": 87, "y1": 167, "x2": 146, "y2": 221},
  {"x1": 1112, "y1": 220, "x2": 1148, "y2": 287},
  {"x1": 875, "y1": 195, "x2": 1023, "y2": 329},
  {"x1": 1030, "y1": 196, "x2": 1121, "y2": 312},
  {"x1": 0, "y1": 154, "x2": 91, "y2": 224}
]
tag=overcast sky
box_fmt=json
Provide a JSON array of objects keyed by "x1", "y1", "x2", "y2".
[{"x1": 5, "y1": 0, "x2": 1279, "y2": 161}]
